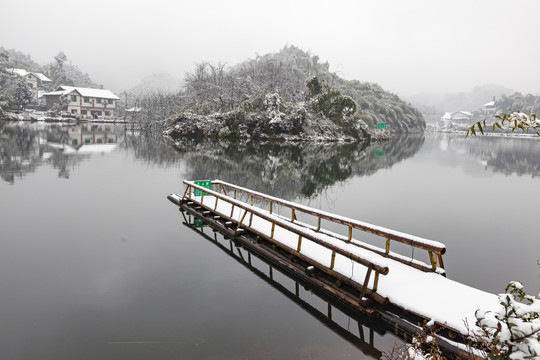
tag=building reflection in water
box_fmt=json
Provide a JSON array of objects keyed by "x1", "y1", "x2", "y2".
[{"x1": 0, "y1": 123, "x2": 122, "y2": 183}]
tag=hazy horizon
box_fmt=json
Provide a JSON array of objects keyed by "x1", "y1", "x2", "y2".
[{"x1": 2, "y1": 0, "x2": 539, "y2": 97}]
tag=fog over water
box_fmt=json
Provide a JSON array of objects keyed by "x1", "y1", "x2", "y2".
[{"x1": 2, "y1": 0, "x2": 540, "y2": 96}]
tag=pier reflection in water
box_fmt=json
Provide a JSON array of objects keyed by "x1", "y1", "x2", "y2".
[{"x1": 183, "y1": 215, "x2": 385, "y2": 359}]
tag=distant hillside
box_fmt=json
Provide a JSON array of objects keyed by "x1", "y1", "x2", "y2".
[
  {"x1": 180, "y1": 45, "x2": 425, "y2": 133},
  {"x1": 408, "y1": 84, "x2": 515, "y2": 114},
  {"x1": 126, "y1": 73, "x2": 182, "y2": 96},
  {"x1": 494, "y1": 92, "x2": 540, "y2": 115},
  {"x1": 0, "y1": 47, "x2": 99, "y2": 89}
]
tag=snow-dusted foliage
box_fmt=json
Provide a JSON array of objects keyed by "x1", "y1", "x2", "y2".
[
  {"x1": 13, "y1": 78, "x2": 33, "y2": 110},
  {"x1": 467, "y1": 111, "x2": 540, "y2": 137},
  {"x1": 475, "y1": 281, "x2": 540, "y2": 359},
  {"x1": 264, "y1": 92, "x2": 282, "y2": 124},
  {"x1": 181, "y1": 45, "x2": 425, "y2": 132}
]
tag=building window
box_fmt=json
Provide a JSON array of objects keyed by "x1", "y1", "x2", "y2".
[
  {"x1": 108, "y1": 138, "x2": 115, "y2": 143},
  {"x1": 70, "y1": 95, "x2": 77, "y2": 102},
  {"x1": 71, "y1": 109, "x2": 78, "y2": 114},
  {"x1": 84, "y1": 97, "x2": 89, "y2": 103},
  {"x1": 81, "y1": 110, "x2": 87, "y2": 115},
  {"x1": 84, "y1": 138, "x2": 91, "y2": 144},
  {"x1": 97, "y1": 138, "x2": 103, "y2": 144},
  {"x1": 105, "y1": 111, "x2": 110, "y2": 116},
  {"x1": 107, "y1": 99, "x2": 113, "y2": 104},
  {"x1": 96, "y1": 98, "x2": 102, "y2": 104},
  {"x1": 72, "y1": 139, "x2": 78, "y2": 146}
]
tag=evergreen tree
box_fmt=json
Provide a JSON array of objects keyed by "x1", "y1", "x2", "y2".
[
  {"x1": 0, "y1": 50, "x2": 14, "y2": 115},
  {"x1": 13, "y1": 79, "x2": 33, "y2": 111}
]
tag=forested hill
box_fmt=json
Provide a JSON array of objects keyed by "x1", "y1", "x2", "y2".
[
  {"x1": 181, "y1": 45, "x2": 425, "y2": 133},
  {"x1": 1, "y1": 47, "x2": 99, "y2": 89}
]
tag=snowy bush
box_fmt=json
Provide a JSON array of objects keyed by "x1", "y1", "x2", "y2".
[{"x1": 475, "y1": 281, "x2": 540, "y2": 359}]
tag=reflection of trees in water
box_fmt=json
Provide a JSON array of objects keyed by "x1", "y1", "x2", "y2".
[
  {"x1": 134, "y1": 134, "x2": 425, "y2": 199},
  {"x1": 473, "y1": 137, "x2": 540, "y2": 177},
  {"x1": 0, "y1": 123, "x2": 39, "y2": 184},
  {"x1": 120, "y1": 132, "x2": 184, "y2": 166},
  {"x1": 444, "y1": 135, "x2": 540, "y2": 177},
  {"x1": 353, "y1": 134, "x2": 425, "y2": 177}
]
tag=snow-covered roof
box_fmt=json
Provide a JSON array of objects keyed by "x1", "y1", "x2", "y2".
[
  {"x1": 441, "y1": 112, "x2": 452, "y2": 120},
  {"x1": 483, "y1": 100, "x2": 495, "y2": 107},
  {"x1": 44, "y1": 86, "x2": 120, "y2": 100},
  {"x1": 33, "y1": 73, "x2": 52, "y2": 82},
  {"x1": 8, "y1": 68, "x2": 28, "y2": 76},
  {"x1": 6, "y1": 68, "x2": 51, "y2": 82}
]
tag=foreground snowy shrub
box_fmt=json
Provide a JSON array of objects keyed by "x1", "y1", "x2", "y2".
[{"x1": 475, "y1": 281, "x2": 540, "y2": 359}]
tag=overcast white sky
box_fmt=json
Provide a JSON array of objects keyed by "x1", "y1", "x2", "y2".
[{"x1": 2, "y1": 0, "x2": 539, "y2": 96}]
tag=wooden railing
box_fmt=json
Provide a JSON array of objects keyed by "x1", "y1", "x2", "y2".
[
  {"x1": 189, "y1": 179, "x2": 446, "y2": 274},
  {"x1": 180, "y1": 180, "x2": 391, "y2": 304}
]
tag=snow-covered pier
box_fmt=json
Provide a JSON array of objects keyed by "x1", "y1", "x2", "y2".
[{"x1": 168, "y1": 180, "x2": 500, "y2": 350}]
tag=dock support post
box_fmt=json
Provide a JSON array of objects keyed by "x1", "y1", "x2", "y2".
[
  {"x1": 359, "y1": 264, "x2": 373, "y2": 301},
  {"x1": 237, "y1": 210, "x2": 248, "y2": 231},
  {"x1": 330, "y1": 251, "x2": 336, "y2": 270},
  {"x1": 348, "y1": 226, "x2": 352, "y2": 242},
  {"x1": 291, "y1": 208, "x2": 296, "y2": 222},
  {"x1": 428, "y1": 251, "x2": 437, "y2": 270},
  {"x1": 269, "y1": 202, "x2": 273, "y2": 214},
  {"x1": 373, "y1": 272, "x2": 380, "y2": 292},
  {"x1": 317, "y1": 216, "x2": 321, "y2": 232},
  {"x1": 270, "y1": 223, "x2": 275, "y2": 239},
  {"x1": 181, "y1": 185, "x2": 190, "y2": 201},
  {"x1": 438, "y1": 253, "x2": 445, "y2": 270},
  {"x1": 385, "y1": 238, "x2": 390, "y2": 255},
  {"x1": 297, "y1": 235, "x2": 302, "y2": 252}
]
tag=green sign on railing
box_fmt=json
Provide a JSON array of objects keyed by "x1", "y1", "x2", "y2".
[
  {"x1": 376, "y1": 122, "x2": 386, "y2": 129},
  {"x1": 374, "y1": 149, "x2": 384, "y2": 156},
  {"x1": 194, "y1": 180, "x2": 212, "y2": 196},
  {"x1": 193, "y1": 218, "x2": 202, "y2": 228}
]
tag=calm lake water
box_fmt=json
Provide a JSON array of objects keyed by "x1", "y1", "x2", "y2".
[{"x1": 1, "y1": 122, "x2": 539, "y2": 359}]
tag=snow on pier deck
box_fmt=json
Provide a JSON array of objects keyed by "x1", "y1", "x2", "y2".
[{"x1": 168, "y1": 180, "x2": 500, "y2": 337}]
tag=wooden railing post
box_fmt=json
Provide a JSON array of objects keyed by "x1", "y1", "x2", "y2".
[
  {"x1": 297, "y1": 235, "x2": 302, "y2": 252},
  {"x1": 330, "y1": 251, "x2": 336, "y2": 269},
  {"x1": 359, "y1": 264, "x2": 373, "y2": 301}
]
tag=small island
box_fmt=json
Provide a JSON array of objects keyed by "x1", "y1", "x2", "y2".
[{"x1": 162, "y1": 46, "x2": 425, "y2": 143}]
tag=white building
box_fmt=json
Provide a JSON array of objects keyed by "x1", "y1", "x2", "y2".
[
  {"x1": 7, "y1": 68, "x2": 52, "y2": 103},
  {"x1": 42, "y1": 86, "x2": 120, "y2": 119}
]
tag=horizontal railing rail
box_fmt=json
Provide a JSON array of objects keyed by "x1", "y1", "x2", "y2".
[
  {"x1": 181, "y1": 180, "x2": 390, "y2": 303},
  {"x1": 209, "y1": 179, "x2": 446, "y2": 272}
]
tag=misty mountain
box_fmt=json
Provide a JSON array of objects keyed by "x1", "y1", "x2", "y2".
[
  {"x1": 126, "y1": 72, "x2": 182, "y2": 96},
  {"x1": 408, "y1": 84, "x2": 515, "y2": 114}
]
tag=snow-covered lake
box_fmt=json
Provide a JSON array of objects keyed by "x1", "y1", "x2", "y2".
[{"x1": 1, "y1": 123, "x2": 539, "y2": 359}]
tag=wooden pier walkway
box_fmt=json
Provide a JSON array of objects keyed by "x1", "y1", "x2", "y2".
[{"x1": 168, "y1": 179, "x2": 500, "y2": 350}]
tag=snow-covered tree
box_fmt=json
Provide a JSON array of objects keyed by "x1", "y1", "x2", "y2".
[
  {"x1": 0, "y1": 50, "x2": 14, "y2": 115},
  {"x1": 50, "y1": 94, "x2": 69, "y2": 114},
  {"x1": 13, "y1": 78, "x2": 32, "y2": 111},
  {"x1": 467, "y1": 111, "x2": 539, "y2": 137},
  {"x1": 475, "y1": 281, "x2": 540, "y2": 359}
]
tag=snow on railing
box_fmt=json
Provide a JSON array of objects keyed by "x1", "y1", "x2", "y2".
[
  {"x1": 210, "y1": 179, "x2": 446, "y2": 273},
  {"x1": 180, "y1": 180, "x2": 391, "y2": 304}
]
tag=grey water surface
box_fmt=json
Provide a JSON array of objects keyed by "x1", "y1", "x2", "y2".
[{"x1": 1, "y1": 122, "x2": 539, "y2": 359}]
